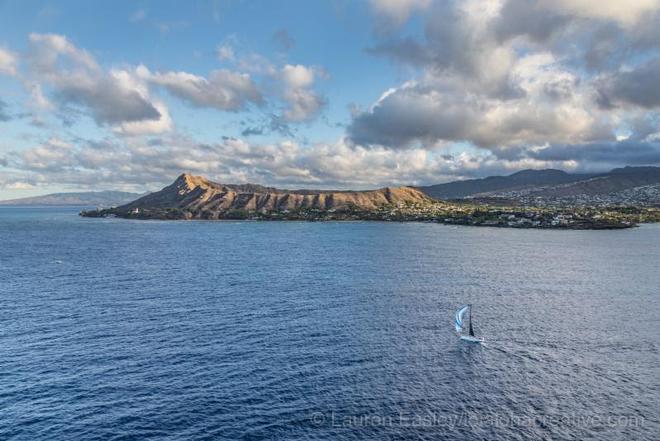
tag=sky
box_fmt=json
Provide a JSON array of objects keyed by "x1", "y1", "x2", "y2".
[{"x1": 1, "y1": 0, "x2": 660, "y2": 198}]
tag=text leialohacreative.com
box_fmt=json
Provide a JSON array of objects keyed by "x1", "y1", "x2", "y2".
[{"x1": 309, "y1": 411, "x2": 644, "y2": 429}]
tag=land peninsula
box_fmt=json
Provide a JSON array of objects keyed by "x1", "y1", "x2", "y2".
[{"x1": 80, "y1": 173, "x2": 660, "y2": 229}]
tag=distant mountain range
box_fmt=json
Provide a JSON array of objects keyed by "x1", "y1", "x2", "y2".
[
  {"x1": 6, "y1": 166, "x2": 660, "y2": 210},
  {"x1": 417, "y1": 166, "x2": 660, "y2": 206},
  {"x1": 418, "y1": 169, "x2": 594, "y2": 199},
  {"x1": 0, "y1": 190, "x2": 142, "y2": 206}
]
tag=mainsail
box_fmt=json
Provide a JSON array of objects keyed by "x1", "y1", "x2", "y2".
[{"x1": 455, "y1": 305, "x2": 469, "y2": 333}]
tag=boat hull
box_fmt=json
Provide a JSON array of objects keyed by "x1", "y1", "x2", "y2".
[{"x1": 460, "y1": 335, "x2": 484, "y2": 343}]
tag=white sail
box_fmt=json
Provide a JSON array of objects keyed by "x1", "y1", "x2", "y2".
[{"x1": 455, "y1": 305, "x2": 469, "y2": 333}]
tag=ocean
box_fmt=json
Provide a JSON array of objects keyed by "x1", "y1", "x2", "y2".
[{"x1": 1, "y1": 206, "x2": 659, "y2": 440}]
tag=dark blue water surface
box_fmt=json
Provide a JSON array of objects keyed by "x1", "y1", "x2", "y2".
[{"x1": 1, "y1": 207, "x2": 659, "y2": 440}]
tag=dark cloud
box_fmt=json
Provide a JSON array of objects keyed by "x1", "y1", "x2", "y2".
[
  {"x1": 493, "y1": 0, "x2": 569, "y2": 43},
  {"x1": 597, "y1": 58, "x2": 660, "y2": 109},
  {"x1": 366, "y1": 2, "x2": 527, "y2": 99},
  {"x1": 348, "y1": 84, "x2": 473, "y2": 147},
  {"x1": 54, "y1": 79, "x2": 161, "y2": 124},
  {"x1": 527, "y1": 141, "x2": 660, "y2": 165}
]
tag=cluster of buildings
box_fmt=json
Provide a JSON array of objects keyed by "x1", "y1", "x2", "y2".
[
  {"x1": 333, "y1": 202, "x2": 634, "y2": 229},
  {"x1": 489, "y1": 184, "x2": 660, "y2": 208}
]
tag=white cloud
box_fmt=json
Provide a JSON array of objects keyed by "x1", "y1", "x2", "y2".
[
  {"x1": 5, "y1": 134, "x2": 491, "y2": 189},
  {"x1": 280, "y1": 64, "x2": 325, "y2": 122},
  {"x1": 216, "y1": 44, "x2": 235, "y2": 61},
  {"x1": 369, "y1": 0, "x2": 432, "y2": 27},
  {"x1": 350, "y1": 51, "x2": 611, "y2": 149},
  {"x1": 7, "y1": 129, "x2": 660, "y2": 192},
  {"x1": 146, "y1": 67, "x2": 263, "y2": 111},
  {"x1": 0, "y1": 46, "x2": 18, "y2": 76},
  {"x1": 354, "y1": 0, "x2": 660, "y2": 156},
  {"x1": 18, "y1": 137, "x2": 74, "y2": 171},
  {"x1": 236, "y1": 52, "x2": 278, "y2": 76},
  {"x1": 5, "y1": 181, "x2": 35, "y2": 190},
  {"x1": 26, "y1": 33, "x2": 169, "y2": 133},
  {"x1": 281, "y1": 64, "x2": 315, "y2": 89},
  {"x1": 544, "y1": 0, "x2": 660, "y2": 27},
  {"x1": 28, "y1": 83, "x2": 54, "y2": 110}
]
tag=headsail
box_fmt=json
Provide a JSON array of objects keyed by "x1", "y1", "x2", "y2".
[{"x1": 455, "y1": 305, "x2": 469, "y2": 333}]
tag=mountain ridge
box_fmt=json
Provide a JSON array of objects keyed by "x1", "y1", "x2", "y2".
[
  {"x1": 417, "y1": 169, "x2": 599, "y2": 199},
  {"x1": 0, "y1": 190, "x2": 142, "y2": 206},
  {"x1": 417, "y1": 166, "x2": 660, "y2": 204},
  {"x1": 89, "y1": 173, "x2": 433, "y2": 219}
]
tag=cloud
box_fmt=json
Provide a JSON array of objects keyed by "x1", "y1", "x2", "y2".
[
  {"x1": 280, "y1": 64, "x2": 326, "y2": 122},
  {"x1": 369, "y1": 0, "x2": 432, "y2": 27},
  {"x1": 114, "y1": 100, "x2": 173, "y2": 136},
  {"x1": 26, "y1": 33, "x2": 169, "y2": 133},
  {"x1": 544, "y1": 0, "x2": 660, "y2": 27},
  {"x1": 353, "y1": 0, "x2": 660, "y2": 164},
  {"x1": 6, "y1": 134, "x2": 496, "y2": 190},
  {"x1": 524, "y1": 140, "x2": 660, "y2": 166},
  {"x1": 493, "y1": 1, "x2": 660, "y2": 70},
  {"x1": 281, "y1": 64, "x2": 315, "y2": 89},
  {"x1": 235, "y1": 52, "x2": 278, "y2": 76},
  {"x1": 272, "y1": 29, "x2": 295, "y2": 51},
  {"x1": 597, "y1": 58, "x2": 660, "y2": 109},
  {"x1": 0, "y1": 99, "x2": 11, "y2": 121},
  {"x1": 28, "y1": 83, "x2": 54, "y2": 111},
  {"x1": 16, "y1": 137, "x2": 75, "y2": 172},
  {"x1": 130, "y1": 9, "x2": 146, "y2": 22},
  {"x1": 350, "y1": 52, "x2": 610, "y2": 149},
  {"x1": 5, "y1": 181, "x2": 35, "y2": 190},
  {"x1": 216, "y1": 44, "x2": 235, "y2": 61},
  {"x1": 240, "y1": 114, "x2": 295, "y2": 138},
  {"x1": 8, "y1": 129, "x2": 660, "y2": 192},
  {"x1": 0, "y1": 46, "x2": 18, "y2": 76},
  {"x1": 146, "y1": 67, "x2": 263, "y2": 111},
  {"x1": 16, "y1": 33, "x2": 327, "y2": 134},
  {"x1": 492, "y1": 0, "x2": 570, "y2": 44}
]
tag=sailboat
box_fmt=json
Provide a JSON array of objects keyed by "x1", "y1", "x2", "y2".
[{"x1": 455, "y1": 304, "x2": 484, "y2": 343}]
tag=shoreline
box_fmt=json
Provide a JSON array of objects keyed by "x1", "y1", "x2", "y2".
[{"x1": 80, "y1": 207, "x2": 636, "y2": 230}]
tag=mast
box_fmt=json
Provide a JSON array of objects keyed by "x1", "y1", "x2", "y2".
[{"x1": 468, "y1": 304, "x2": 475, "y2": 337}]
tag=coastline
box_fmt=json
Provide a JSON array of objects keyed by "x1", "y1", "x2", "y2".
[{"x1": 80, "y1": 205, "x2": 639, "y2": 230}]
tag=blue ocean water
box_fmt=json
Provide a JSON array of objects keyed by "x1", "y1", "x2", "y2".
[{"x1": 1, "y1": 206, "x2": 659, "y2": 440}]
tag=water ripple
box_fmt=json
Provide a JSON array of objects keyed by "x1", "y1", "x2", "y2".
[{"x1": 1, "y1": 208, "x2": 659, "y2": 440}]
